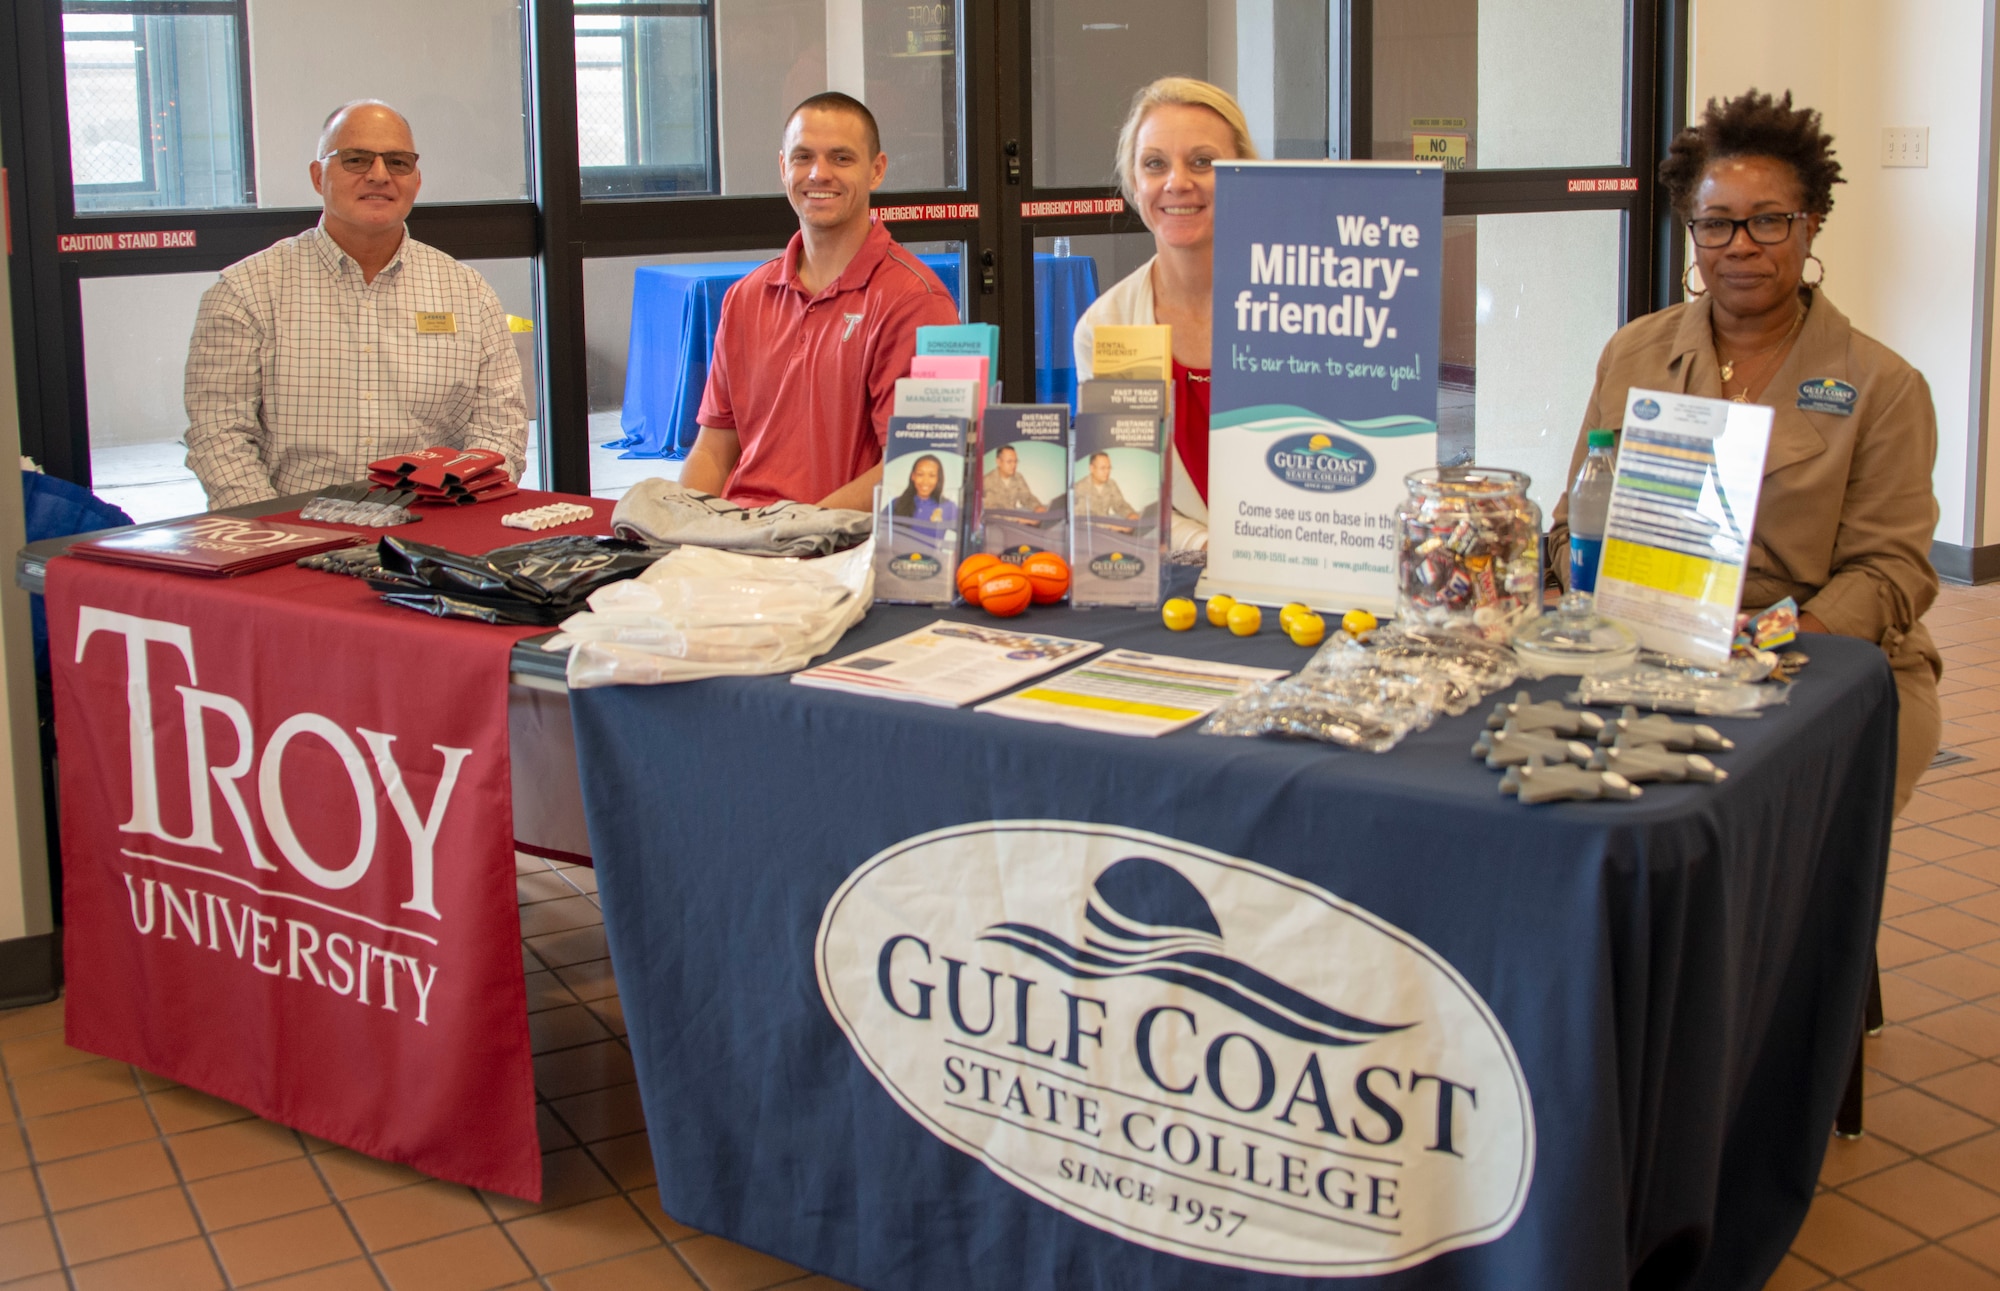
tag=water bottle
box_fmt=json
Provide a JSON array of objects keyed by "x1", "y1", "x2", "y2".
[
  {"x1": 1568, "y1": 429, "x2": 1616, "y2": 594},
  {"x1": 1052, "y1": 236, "x2": 1071, "y2": 257}
]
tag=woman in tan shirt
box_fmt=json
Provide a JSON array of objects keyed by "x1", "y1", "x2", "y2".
[{"x1": 1549, "y1": 90, "x2": 1941, "y2": 813}]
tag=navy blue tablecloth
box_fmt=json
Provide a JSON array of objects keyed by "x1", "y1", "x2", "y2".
[
  {"x1": 568, "y1": 606, "x2": 1893, "y2": 1291},
  {"x1": 611, "y1": 253, "x2": 963, "y2": 460}
]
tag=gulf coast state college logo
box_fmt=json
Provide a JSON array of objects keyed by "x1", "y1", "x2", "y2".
[
  {"x1": 1088, "y1": 551, "x2": 1145, "y2": 581},
  {"x1": 817, "y1": 823, "x2": 1534, "y2": 1277},
  {"x1": 887, "y1": 551, "x2": 942, "y2": 581},
  {"x1": 1265, "y1": 432, "x2": 1376, "y2": 494},
  {"x1": 1796, "y1": 377, "x2": 1858, "y2": 416}
]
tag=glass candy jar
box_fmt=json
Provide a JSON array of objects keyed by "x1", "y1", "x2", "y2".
[{"x1": 1395, "y1": 467, "x2": 1543, "y2": 640}]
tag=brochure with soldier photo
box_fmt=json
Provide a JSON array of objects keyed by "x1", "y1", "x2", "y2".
[
  {"x1": 977, "y1": 404, "x2": 1069, "y2": 566},
  {"x1": 1068, "y1": 403, "x2": 1169, "y2": 608},
  {"x1": 874, "y1": 416, "x2": 972, "y2": 605}
]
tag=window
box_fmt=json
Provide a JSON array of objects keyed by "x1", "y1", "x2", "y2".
[
  {"x1": 1371, "y1": 0, "x2": 1626, "y2": 170},
  {"x1": 62, "y1": 1, "x2": 254, "y2": 212},
  {"x1": 576, "y1": 2, "x2": 717, "y2": 198},
  {"x1": 578, "y1": 0, "x2": 967, "y2": 199},
  {"x1": 1031, "y1": 0, "x2": 1335, "y2": 190}
]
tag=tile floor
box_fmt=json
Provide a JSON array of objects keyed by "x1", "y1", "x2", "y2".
[
  {"x1": 5, "y1": 584, "x2": 2000, "y2": 1289},
  {"x1": 0, "y1": 852, "x2": 853, "y2": 1291}
]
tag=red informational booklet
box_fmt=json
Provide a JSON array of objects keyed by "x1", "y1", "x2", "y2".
[{"x1": 65, "y1": 514, "x2": 360, "y2": 576}]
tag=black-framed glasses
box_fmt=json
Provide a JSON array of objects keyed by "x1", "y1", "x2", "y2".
[
  {"x1": 1687, "y1": 212, "x2": 1808, "y2": 248},
  {"x1": 322, "y1": 148, "x2": 419, "y2": 177}
]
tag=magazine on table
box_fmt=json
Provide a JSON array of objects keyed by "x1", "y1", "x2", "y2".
[
  {"x1": 977, "y1": 649, "x2": 1289, "y2": 737},
  {"x1": 792, "y1": 620, "x2": 1101, "y2": 708},
  {"x1": 65, "y1": 515, "x2": 360, "y2": 576}
]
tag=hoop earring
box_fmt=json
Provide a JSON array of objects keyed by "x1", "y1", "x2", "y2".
[
  {"x1": 1683, "y1": 263, "x2": 1706, "y2": 298},
  {"x1": 1802, "y1": 254, "x2": 1826, "y2": 287}
]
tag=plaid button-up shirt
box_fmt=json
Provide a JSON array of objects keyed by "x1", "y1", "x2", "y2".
[{"x1": 184, "y1": 223, "x2": 527, "y2": 509}]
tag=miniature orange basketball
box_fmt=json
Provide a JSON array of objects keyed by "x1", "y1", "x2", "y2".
[
  {"x1": 956, "y1": 554, "x2": 1005, "y2": 604},
  {"x1": 1021, "y1": 551, "x2": 1072, "y2": 604},
  {"x1": 978, "y1": 570, "x2": 1033, "y2": 617}
]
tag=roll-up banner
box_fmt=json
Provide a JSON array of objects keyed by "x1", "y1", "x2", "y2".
[{"x1": 1201, "y1": 161, "x2": 1444, "y2": 614}]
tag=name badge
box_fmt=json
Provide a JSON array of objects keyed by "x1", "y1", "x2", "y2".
[
  {"x1": 414, "y1": 311, "x2": 457, "y2": 334},
  {"x1": 1797, "y1": 377, "x2": 1856, "y2": 416}
]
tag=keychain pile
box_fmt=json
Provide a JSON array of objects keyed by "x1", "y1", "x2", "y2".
[
  {"x1": 299, "y1": 483, "x2": 418, "y2": 527},
  {"x1": 1203, "y1": 623, "x2": 1520, "y2": 752},
  {"x1": 1471, "y1": 694, "x2": 1736, "y2": 804},
  {"x1": 1573, "y1": 653, "x2": 1802, "y2": 715},
  {"x1": 295, "y1": 543, "x2": 388, "y2": 578}
]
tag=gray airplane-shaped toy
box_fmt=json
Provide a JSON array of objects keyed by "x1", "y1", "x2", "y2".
[
  {"x1": 1485, "y1": 692, "x2": 1607, "y2": 737},
  {"x1": 1498, "y1": 756, "x2": 1644, "y2": 804},
  {"x1": 1473, "y1": 722, "x2": 1596, "y2": 768},
  {"x1": 1595, "y1": 707, "x2": 1735, "y2": 750},
  {"x1": 1589, "y1": 739, "x2": 1729, "y2": 783}
]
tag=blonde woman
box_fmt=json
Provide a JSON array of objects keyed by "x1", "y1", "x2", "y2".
[{"x1": 1073, "y1": 78, "x2": 1259, "y2": 554}]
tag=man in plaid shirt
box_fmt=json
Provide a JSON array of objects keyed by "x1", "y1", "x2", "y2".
[{"x1": 184, "y1": 100, "x2": 526, "y2": 509}]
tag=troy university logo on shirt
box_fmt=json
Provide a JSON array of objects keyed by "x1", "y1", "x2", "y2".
[
  {"x1": 77, "y1": 608, "x2": 468, "y2": 1025},
  {"x1": 817, "y1": 822, "x2": 1535, "y2": 1276}
]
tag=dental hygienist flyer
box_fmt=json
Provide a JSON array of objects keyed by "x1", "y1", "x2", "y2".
[
  {"x1": 1593, "y1": 388, "x2": 1772, "y2": 665},
  {"x1": 1201, "y1": 161, "x2": 1443, "y2": 614}
]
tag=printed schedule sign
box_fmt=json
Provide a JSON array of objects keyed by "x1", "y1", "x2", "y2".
[
  {"x1": 1594, "y1": 389, "x2": 1773, "y2": 665},
  {"x1": 1201, "y1": 162, "x2": 1443, "y2": 614}
]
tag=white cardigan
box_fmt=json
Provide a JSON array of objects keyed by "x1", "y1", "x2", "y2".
[{"x1": 1071, "y1": 257, "x2": 1210, "y2": 553}]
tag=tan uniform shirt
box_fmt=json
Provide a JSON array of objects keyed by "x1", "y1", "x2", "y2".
[
  {"x1": 983, "y1": 468, "x2": 1043, "y2": 512},
  {"x1": 1550, "y1": 290, "x2": 1941, "y2": 666}
]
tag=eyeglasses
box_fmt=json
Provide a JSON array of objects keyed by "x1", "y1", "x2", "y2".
[
  {"x1": 322, "y1": 148, "x2": 419, "y2": 177},
  {"x1": 1687, "y1": 212, "x2": 1808, "y2": 248}
]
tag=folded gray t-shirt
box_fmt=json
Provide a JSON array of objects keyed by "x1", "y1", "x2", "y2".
[{"x1": 611, "y1": 479, "x2": 872, "y2": 558}]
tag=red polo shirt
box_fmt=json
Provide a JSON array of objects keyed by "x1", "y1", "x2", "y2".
[{"x1": 696, "y1": 219, "x2": 961, "y2": 507}]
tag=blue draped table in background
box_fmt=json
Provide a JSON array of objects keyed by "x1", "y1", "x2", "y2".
[
  {"x1": 1034, "y1": 252, "x2": 1102, "y2": 408},
  {"x1": 610, "y1": 252, "x2": 1100, "y2": 459},
  {"x1": 566, "y1": 597, "x2": 1892, "y2": 1291}
]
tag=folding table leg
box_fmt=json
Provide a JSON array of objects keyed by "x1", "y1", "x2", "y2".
[{"x1": 1835, "y1": 1022, "x2": 1865, "y2": 1139}]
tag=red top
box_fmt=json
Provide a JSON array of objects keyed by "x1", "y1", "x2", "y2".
[
  {"x1": 1173, "y1": 360, "x2": 1211, "y2": 505},
  {"x1": 697, "y1": 220, "x2": 961, "y2": 507}
]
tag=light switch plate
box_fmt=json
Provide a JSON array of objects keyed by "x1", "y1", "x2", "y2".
[{"x1": 1883, "y1": 127, "x2": 1929, "y2": 167}]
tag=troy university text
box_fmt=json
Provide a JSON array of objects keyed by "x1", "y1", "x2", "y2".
[{"x1": 79, "y1": 607, "x2": 468, "y2": 1026}]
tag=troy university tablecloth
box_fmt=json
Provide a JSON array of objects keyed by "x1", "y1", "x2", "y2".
[
  {"x1": 568, "y1": 605, "x2": 1897, "y2": 1291},
  {"x1": 48, "y1": 492, "x2": 612, "y2": 1201}
]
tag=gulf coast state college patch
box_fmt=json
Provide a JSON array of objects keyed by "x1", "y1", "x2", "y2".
[
  {"x1": 816, "y1": 821, "x2": 1535, "y2": 1277},
  {"x1": 1797, "y1": 378, "x2": 1857, "y2": 416}
]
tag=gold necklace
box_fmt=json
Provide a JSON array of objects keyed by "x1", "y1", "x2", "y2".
[{"x1": 1718, "y1": 303, "x2": 1807, "y2": 402}]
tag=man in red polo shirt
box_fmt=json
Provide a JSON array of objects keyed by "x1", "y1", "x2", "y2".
[{"x1": 683, "y1": 93, "x2": 961, "y2": 510}]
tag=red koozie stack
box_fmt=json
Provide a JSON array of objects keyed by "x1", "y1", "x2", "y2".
[{"x1": 367, "y1": 447, "x2": 519, "y2": 506}]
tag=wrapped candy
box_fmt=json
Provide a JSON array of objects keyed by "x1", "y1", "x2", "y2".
[{"x1": 1396, "y1": 467, "x2": 1543, "y2": 640}]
